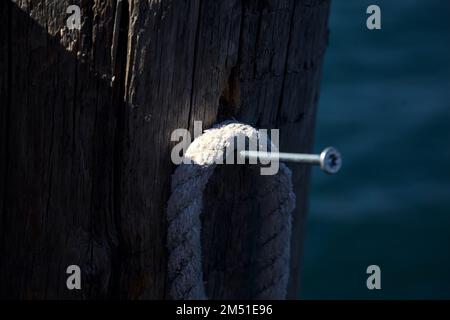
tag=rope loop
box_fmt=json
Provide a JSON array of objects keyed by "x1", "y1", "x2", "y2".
[{"x1": 166, "y1": 122, "x2": 295, "y2": 299}]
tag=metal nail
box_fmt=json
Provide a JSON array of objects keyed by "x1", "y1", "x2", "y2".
[{"x1": 239, "y1": 147, "x2": 342, "y2": 174}]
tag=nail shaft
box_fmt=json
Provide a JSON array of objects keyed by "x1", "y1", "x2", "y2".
[
  {"x1": 240, "y1": 150, "x2": 321, "y2": 164},
  {"x1": 239, "y1": 147, "x2": 342, "y2": 174}
]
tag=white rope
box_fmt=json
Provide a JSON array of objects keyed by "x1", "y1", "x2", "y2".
[{"x1": 166, "y1": 122, "x2": 295, "y2": 299}]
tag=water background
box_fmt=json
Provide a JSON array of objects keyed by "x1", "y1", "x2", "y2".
[{"x1": 300, "y1": 0, "x2": 450, "y2": 299}]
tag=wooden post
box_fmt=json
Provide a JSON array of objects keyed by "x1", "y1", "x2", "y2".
[{"x1": 0, "y1": 0, "x2": 330, "y2": 299}]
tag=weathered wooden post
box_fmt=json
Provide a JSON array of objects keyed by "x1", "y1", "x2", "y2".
[{"x1": 0, "y1": 0, "x2": 330, "y2": 299}]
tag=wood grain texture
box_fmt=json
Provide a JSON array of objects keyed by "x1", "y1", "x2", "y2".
[{"x1": 0, "y1": 0, "x2": 330, "y2": 299}]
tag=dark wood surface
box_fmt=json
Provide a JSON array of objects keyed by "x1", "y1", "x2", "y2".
[{"x1": 0, "y1": 0, "x2": 330, "y2": 299}]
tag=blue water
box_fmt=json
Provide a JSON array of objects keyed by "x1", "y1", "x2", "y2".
[{"x1": 300, "y1": 0, "x2": 450, "y2": 299}]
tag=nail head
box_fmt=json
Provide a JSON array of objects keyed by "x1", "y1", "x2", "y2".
[{"x1": 320, "y1": 147, "x2": 342, "y2": 174}]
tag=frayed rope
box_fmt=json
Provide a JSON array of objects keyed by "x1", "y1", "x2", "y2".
[{"x1": 166, "y1": 122, "x2": 295, "y2": 299}]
